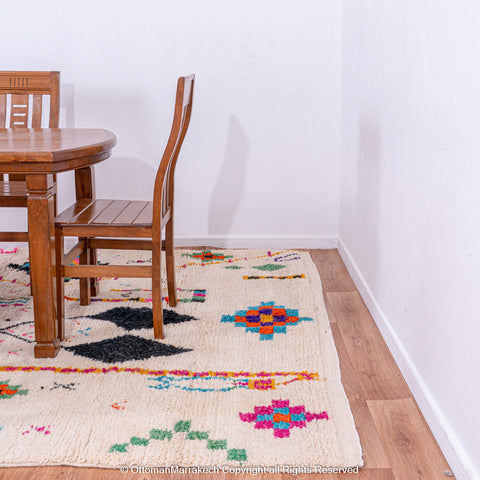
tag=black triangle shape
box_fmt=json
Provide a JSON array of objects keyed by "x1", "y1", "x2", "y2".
[
  {"x1": 74, "y1": 306, "x2": 197, "y2": 331},
  {"x1": 64, "y1": 334, "x2": 191, "y2": 363}
]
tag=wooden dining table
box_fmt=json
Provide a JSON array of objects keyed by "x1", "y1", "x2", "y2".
[{"x1": 0, "y1": 128, "x2": 116, "y2": 358}]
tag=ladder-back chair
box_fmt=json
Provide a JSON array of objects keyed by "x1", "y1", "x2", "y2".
[
  {"x1": 0, "y1": 71, "x2": 60, "y2": 242},
  {"x1": 55, "y1": 75, "x2": 195, "y2": 340}
]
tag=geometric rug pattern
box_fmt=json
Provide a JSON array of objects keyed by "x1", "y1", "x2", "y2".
[{"x1": 0, "y1": 248, "x2": 363, "y2": 468}]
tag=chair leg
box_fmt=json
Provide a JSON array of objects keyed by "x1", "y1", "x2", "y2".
[
  {"x1": 79, "y1": 238, "x2": 91, "y2": 306},
  {"x1": 55, "y1": 228, "x2": 65, "y2": 342},
  {"x1": 152, "y1": 241, "x2": 164, "y2": 339},
  {"x1": 165, "y1": 218, "x2": 177, "y2": 307},
  {"x1": 28, "y1": 245, "x2": 34, "y2": 296},
  {"x1": 53, "y1": 174, "x2": 58, "y2": 217},
  {"x1": 88, "y1": 241, "x2": 99, "y2": 297}
]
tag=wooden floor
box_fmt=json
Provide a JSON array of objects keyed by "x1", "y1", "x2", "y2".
[{"x1": 0, "y1": 249, "x2": 454, "y2": 480}]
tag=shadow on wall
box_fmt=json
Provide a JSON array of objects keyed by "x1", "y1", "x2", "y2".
[
  {"x1": 355, "y1": 113, "x2": 382, "y2": 284},
  {"x1": 79, "y1": 92, "x2": 158, "y2": 155},
  {"x1": 55, "y1": 89, "x2": 160, "y2": 208},
  {"x1": 208, "y1": 115, "x2": 249, "y2": 236},
  {"x1": 94, "y1": 157, "x2": 157, "y2": 201},
  {"x1": 60, "y1": 84, "x2": 75, "y2": 128}
]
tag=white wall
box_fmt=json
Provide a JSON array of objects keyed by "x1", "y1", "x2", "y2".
[
  {"x1": 0, "y1": 0, "x2": 341, "y2": 248},
  {"x1": 340, "y1": 1, "x2": 480, "y2": 478}
]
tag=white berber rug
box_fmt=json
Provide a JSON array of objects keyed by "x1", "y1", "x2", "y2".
[{"x1": 0, "y1": 247, "x2": 363, "y2": 469}]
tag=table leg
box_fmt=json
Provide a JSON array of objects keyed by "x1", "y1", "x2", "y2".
[
  {"x1": 26, "y1": 174, "x2": 60, "y2": 358},
  {"x1": 75, "y1": 166, "x2": 99, "y2": 297}
]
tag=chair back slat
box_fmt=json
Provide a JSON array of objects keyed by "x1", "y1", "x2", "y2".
[
  {"x1": 32, "y1": 94, "x2": 43, "y2": 128},
  {"x1": 0, "y1": 71, "x2": 60, "y2": 182},
  {"x1": 153, "y1": 75, "x2": 194, "y2": 233},
  {"x1": 0, "y1": 94, "x2": 5, "y2": 127}
]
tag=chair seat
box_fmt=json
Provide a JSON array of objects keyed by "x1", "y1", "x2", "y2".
[
  {"x1": 0, "y1": 180, "x2": 28, "y2": 207},
  {"x1": 55, "y1": 199, "x2": 160, "y2": 237}
]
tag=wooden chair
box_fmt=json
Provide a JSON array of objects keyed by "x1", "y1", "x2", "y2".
[
  {"x1": 55, "y1": 75, "x2": 195, "y2": 341},
  {"x1": 0, "y1": 71, "x2": 60, "y2": 242}
]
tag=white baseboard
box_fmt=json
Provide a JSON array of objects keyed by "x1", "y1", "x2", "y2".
[
  {"x1": 2, "y1": 236, "x2": 338, "y2": 251},
  {"x1": 337, "y1": 238, "x2": 478, "y2": 480},
  {"x1": 175, "y1": 234, "x2": 338, "y2": 249},
  {"x1": 64, "y1": 236, "x2": 338, "y2": 250}
]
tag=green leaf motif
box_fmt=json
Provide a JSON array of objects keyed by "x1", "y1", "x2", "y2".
[
  {"x1": 109, "y1": 443, "x2": 129, "y2": 453},
  {"x1": 150, "y1": 429, "x2": 172, "y2": 441},
  {"x1": 253, "y1": 264, "x2": 286, "y2": 271},
  {"x1": 227, "y1": 448, "x2": 248, "y2": 461},
  {"x1": 207, "y1": 439, "x2": 227, "y2": 450},
  {"x1": 130, "y1": 437, "x2": 149, "y2": 446},
  {"x1": 186, "y1": 431, "x2": 209, "y2": 440},
  {"x1": 174, "y1": 420, "x2": 191, "y2": 432}
]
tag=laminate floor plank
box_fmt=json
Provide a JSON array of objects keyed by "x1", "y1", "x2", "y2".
[
  {"x1": 326, "y1": 291, "x2": 411, "y2": 401},
  {"x1": 282, "y1": 468, "x2": 395, "y2": 479},
  {"x1": 324, "y1": 293, "x2": 338, "y2": 324},
  {"x1": 309, "y1": 249, "x2": 357, "y2": 293},
  {"x1": 368, "y1": 398, "x2": 451, "y2": 480},
  {"x1": 338, "y1": 469, "x2": 395, "y2": 480},
  {"x1": 329, "y1": 323, "x2": 390, "y2": 469},
  {"x1": 329, "y1": 322, "x2": 365, "y2": 403},
  {"x1": 348, "y1": 400, "x2": 390, "y2": 469}
]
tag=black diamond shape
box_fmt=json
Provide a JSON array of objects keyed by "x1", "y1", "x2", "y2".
[
  {"x1": 75, "y1": 306, "x2": 197, "y2": 331},
  {"x1": 64, "y1": 334, "x2": 191, "y2": 363}
]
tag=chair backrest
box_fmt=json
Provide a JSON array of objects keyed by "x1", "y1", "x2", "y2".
[
  {"x1": 153, "y1": 75, "x2": 194, "y2": 233},
  {"x1": 0, "y1": 71, "x2": 60, "y2": 181},
  {"x1": 0, "y1": 71, "x2": 60, "y2": 128}
]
